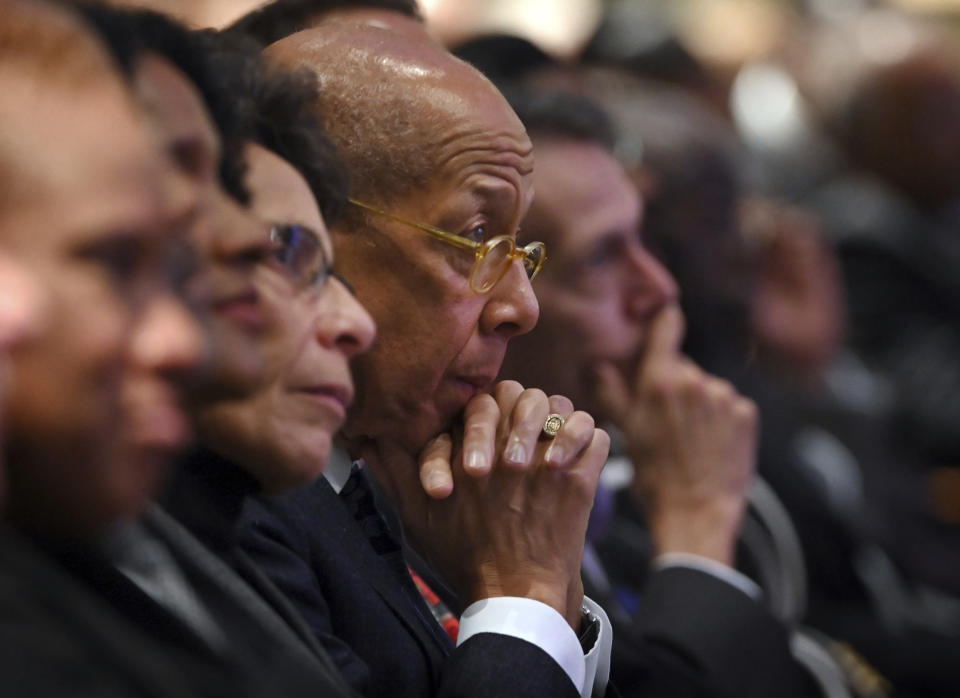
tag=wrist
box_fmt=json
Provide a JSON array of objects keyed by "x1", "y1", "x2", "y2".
[
  {"x1": 649, "y1": 506, "x2": 743, "y2": 565},
  {"x1": 467, "y1": 571, "x2": 572, "y2": 624}
]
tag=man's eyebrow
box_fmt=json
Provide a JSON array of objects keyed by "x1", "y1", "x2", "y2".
[{"x1": 470, "y1": 180, "x2": 523, "y2": 212}]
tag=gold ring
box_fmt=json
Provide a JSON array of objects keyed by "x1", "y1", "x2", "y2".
[{"x1": 542, "y1": 413, "x2": 565, "y2": 439}]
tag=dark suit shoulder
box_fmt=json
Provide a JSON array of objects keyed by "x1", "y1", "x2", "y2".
[
  {"x1": 629, "y1": 566, "x2": 804, "y2": 698},
  {"x1": 0, "y1": 530, "x2": 222, "y2": 698}
]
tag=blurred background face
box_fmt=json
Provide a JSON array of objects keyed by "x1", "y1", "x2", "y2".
[
  {"x1": 134, "y1": 53, "x2": 270, "y2": 403},
  {"x1": 194, "y1": 144, "x2": 375, "y2": 492},
  {"x1": 500, "y1": 137, "x2": 677, "y2": 420},
  {"x1": 1, "y1": 69, "x2": 197, "y2": 536}
]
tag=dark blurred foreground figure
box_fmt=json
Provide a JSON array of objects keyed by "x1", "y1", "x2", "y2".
[
  {"x1": 0, "y1": 2, "x2": 214, "y2": 694},
  {"x1": 0, "y1": 3, "x2": 357, "y2": 695},
  {"x1": 77, "y1": 4, "x2": 382, "y2": 696}
]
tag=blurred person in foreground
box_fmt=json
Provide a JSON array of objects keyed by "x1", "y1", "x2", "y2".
[
  {"x1": 0, "y1": 1, "x2": 222, "y2": 694},
  {"x1": 70, "y1": 4, "x2": 379, "y2": 695},
  {"x1": 238, "y1": 17, "x2": 614, "y2": 698},
  {"x1": 0, "y1": 253, "x2": 43, "y2": 465}
]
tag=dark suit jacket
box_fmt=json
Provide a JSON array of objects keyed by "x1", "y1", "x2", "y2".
[
  {"x1": 0, "y1": 526, "x2": 251, "y2": 698},
  {"x1": 6, "y1": 505, "x2": 354, "y2": 698},
  {"x1": 588, "y1": 563, "x2": 812, "y2": 698},
  {"x1": 239, "y1": 474, "x2": 582, "y2": 698},
  {"x1": 589, "y1": 485, "x2": 816, "y2": 698}
]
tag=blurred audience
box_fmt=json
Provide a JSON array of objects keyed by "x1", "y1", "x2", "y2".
[
  {"x1": 0, "y1": 1, "x2": 213, "y2": 693},
  {"x1": 3, "y1": 0, "x2": 960, "y2": 696},
  {"x1": 497, "y1": 86, "x2": 815, "y2": 698}
]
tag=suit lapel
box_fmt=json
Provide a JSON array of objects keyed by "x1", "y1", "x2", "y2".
[
  {"x1": 143, "y1": 507, "x2": 325, "y2": 666},
  {"x1": 0, "y1": 529, "x2": 213, "y2": 697},
  {"x1": 314, "y1": 478, "x2": 453, "y2": 663},
  {"x1": 230, "y1": 546, "x2": 336, "y2": 660},
  {"x1": 34, "y1": 525, "x2": 222, "y2": 659}
]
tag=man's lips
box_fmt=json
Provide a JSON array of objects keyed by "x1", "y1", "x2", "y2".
[
  {"x1": 445, "y1": 373, "x2": 498, "y2": 403},
  {"x1": 129, "y1": 401, "x2": 191, "y2": 452},
  {"x1": 454, "y1": 374, "x2": 497, "y2": 390},
  {"x1": 211, "y1": 288, "x2": 264, "y2": 332}
]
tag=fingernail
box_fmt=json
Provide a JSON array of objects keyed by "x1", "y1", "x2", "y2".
[
  {"x1": 544, "y1": 441, "x2": 565, "y2": 466},
  {"x1": 466, "y1": 449, "x2": 487, "y2": 473},
  {"x1": 505, "y1": 437, "x2": 527, "y2": 466},
  {"x1": 426, "y1": 472, "x2": 451, "y2": 494}
]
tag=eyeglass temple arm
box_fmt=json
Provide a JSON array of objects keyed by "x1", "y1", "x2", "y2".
[{"x1": 348, "y1": 199, "x2": 481, "y2": 254}]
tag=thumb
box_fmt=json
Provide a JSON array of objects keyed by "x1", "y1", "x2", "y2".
[{"x1": 419, "y1": 433, "x2": 454, "y2": 499}]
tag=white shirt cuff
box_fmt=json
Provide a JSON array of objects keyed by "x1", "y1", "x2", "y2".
[
  {"x1": 653, "y1": 552, "x2": 763, "y2": 600},
  {"x1": 581, "y1": 596, "x2": 611, "y2": 697},
  {"x1": 458, "y1": 596, "x2": 585, "y2": 694}
]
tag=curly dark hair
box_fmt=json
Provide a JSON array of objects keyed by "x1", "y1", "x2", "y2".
[
  {"x1": 227, "y1": 0, "x2": 422, "y2": 47},
  {"x1": 246, "y1": 60, "x2": 350, "y2": 223},
  {"x1": 71, "y1": 2, "x2": 252, "y2": 204}
]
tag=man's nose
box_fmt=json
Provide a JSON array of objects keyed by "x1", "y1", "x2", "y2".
[
  {"x1": 479, "y1": 259, "x2": 540, "y2": 339},
  {"x1": 625, "y1": 246, "x2": 679, "y2": 320},
  {"x1": 131, "y1": 294, "x2": 205, "y2": 379}
]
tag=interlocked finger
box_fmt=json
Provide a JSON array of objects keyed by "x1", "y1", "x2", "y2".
[
  {"x1": 543, "y1": 410, "x2": 596, "y2": 469},
  {"x1": 501, "y1": 387, "x2": 550, "y2": 469},
  {"x1": 461, "y1": 393, "x2": 500, "y2": 477}
]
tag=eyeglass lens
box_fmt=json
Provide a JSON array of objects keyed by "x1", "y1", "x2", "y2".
[
  {"x1": 474, "y1": 238, "x2": 543, "y2": 293},
  {"x1": 270, "y1": 224, "x2": 330, "y2": 289}
]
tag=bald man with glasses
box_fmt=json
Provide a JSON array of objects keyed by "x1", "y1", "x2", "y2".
[{"x1": 237, "y1": 16, "x2": 613, "y2": 698}]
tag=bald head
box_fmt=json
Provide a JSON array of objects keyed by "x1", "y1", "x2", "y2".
[{"x1": 265, "y1": 21, "x2": 526, "y2": 206}]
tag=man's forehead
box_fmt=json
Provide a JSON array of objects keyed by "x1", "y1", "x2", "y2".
[{"x1": 2, "y1": 81, "x2": 164, "y2": 241}]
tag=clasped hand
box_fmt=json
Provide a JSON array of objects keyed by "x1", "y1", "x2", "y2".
[{"x1": 360, "y1": 380, "x2": 609, "y2": 629}]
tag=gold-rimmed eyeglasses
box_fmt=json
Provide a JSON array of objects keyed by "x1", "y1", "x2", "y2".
[{"x1": 348, "y1": 198, "x2": 546, "y2": 294}]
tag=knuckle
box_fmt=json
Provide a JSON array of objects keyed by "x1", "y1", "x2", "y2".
[
  {"x1": 463, "y1": 419, "x2": 492, "y2": 441},
  {"x1": 548, "y1": 394, "x2": 574, "y2": 415},
  {"x1": 712, "y1": 377, "x2": 735, "y2": 397},
  {"x1": 593, "y1": 427, "x2": 611, "y2": 453},
  {"x1": 519, "y1": 387, "x2": 549, "y2": 406},
  {"x1": 568, "y1": 410, "x2": 595, "y2": 433},
  {"x1": 737, "y1": 398, "x2": 759, "y2": 426},
  {"x1": 647, "y1": 375, "x2": 675, "y2": 400},
  {"x1": 705, "y1": 377, "x2": 736, "y2": 405},
  {"x1": 493, "y1": 380, "x2": 524, "y2": 403},
  {"x1": 465, "y1": 392, "x2": 499, "y2": 418}
]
